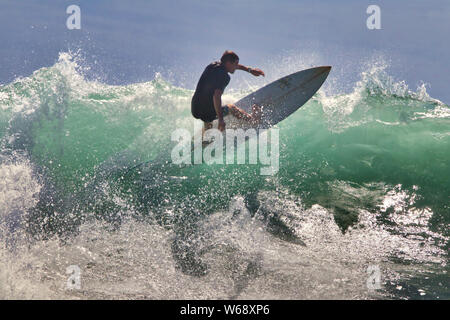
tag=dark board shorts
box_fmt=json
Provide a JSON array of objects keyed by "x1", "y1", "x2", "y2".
[{"x1": 191, "y1": 103, "x2": 230, "y2": 122}]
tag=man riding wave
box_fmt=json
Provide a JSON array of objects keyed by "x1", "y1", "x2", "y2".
[{"x1": 191, "y1": 50, "x2": 265, "y2": 133}]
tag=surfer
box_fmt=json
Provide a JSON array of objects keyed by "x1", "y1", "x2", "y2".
[{"x1": 191, "y1": 50, "x2": 265, "y2": 132}]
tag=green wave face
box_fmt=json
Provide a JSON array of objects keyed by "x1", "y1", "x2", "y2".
[{"x1": 2, "y1": 55, "x2": 448, "y2": 227}]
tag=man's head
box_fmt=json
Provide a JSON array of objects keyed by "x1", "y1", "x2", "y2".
[{"x1": 221, "y1": 50, "x2": 239, "y2": 73}]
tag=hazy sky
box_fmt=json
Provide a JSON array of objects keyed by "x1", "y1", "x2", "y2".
[{"x1": 1, "y1": 0, "x2": 449, "y2": 102}]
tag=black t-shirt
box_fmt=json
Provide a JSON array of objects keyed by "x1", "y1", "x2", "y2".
[{"x1": 191, "y1": 61, "x2": 230, "y2": 120}]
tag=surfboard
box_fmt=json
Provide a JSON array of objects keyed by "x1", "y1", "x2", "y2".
[{"x1": 194, "y1": 66, "x2": 331, "y2": 147}]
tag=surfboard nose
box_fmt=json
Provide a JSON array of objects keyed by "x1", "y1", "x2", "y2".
[
  {"x1": 314, "y1": 66, "x2": 332, "y2": 78},
  {"x1": 319, "y1": 66, "x2": 332, "y2": 72}
]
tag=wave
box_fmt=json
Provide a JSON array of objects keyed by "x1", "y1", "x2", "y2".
[{"x1": 0, "y1": 52, "x2": 448, "y2": 299}]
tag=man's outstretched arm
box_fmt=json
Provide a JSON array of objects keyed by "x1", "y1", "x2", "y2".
[{"x1": 237, "y1": 64, "x2": 265, "y2": 77}]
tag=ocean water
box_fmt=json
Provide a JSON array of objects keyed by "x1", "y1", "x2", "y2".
[{"x1": 0, "y1": 52, "x2": 448, "y2": 299}]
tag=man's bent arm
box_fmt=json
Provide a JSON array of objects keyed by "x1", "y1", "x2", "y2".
[
  {"x1": 237, "y1": 64, "x2": 251, "y2": 72},
  {"x1": 213, "y1": 89, "x2": 224, "y2": 121},
  {"x1": 237, "y1": 64, "x2": 265, "y2": 77}
]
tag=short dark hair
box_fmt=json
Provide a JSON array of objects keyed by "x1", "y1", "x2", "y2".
[{"x1": 221, "y1": 50, "x2": 239, "y2": 64}]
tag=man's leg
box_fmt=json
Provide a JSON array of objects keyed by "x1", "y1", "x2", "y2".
[
  {"x1": 227, "y1": 103, "x2": 262, "y2": 124},
  {"x1": 202, "y1": 121, "x2": 213, "y2": 135},
  {"x1": 201, "y1": 121, "x2": 213, "y2": 144}
]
